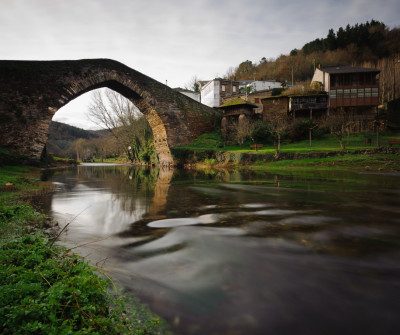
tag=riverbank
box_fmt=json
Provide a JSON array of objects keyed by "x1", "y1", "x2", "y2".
[
  {"x1": 192, "y1": 150, "x2": 400, "y2": 173},
  {"x1": 0, "y1": 165, "x2": 167, "y2": 334}
]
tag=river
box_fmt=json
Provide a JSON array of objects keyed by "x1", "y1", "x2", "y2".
[{"x1": 41, "y1": 164, "x2": 400, "y2": 335}]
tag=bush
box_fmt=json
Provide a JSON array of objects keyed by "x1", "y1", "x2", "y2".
[
  {"x1": 251, "y1": 120, "x2": 273, "y2": 144},
  {"x1": 289, "y1": 119, "x2": 326, "y2": 142}
]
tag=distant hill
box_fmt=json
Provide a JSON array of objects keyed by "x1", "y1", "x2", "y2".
[
  {"x1": 225, "y1": 20, "x2": 400, "y2": 102},
  {"x1": 47, "y1": 121, "x2": 108, "y2": 157}
]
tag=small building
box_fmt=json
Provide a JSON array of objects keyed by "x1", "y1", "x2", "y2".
[
  {"x1": 218, "y1": 98, "x2": 258, "y2": 139},
  {"x1": 174, "y1": 88, "x2": 201, "y2": 102},
  {"x1": 222, "y1": 90, "x2": 273, "y2": 116},
  {"x1": 200, "y1": 79, "x2": 240, "y2": 107}
]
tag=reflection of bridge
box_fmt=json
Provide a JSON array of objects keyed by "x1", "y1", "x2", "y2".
[{"x1": 0, "y1": 59, "x2": 220, "y2": 166}]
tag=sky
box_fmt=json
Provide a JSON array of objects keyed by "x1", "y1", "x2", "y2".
[{"x1": 1, "y1": 0, "x2": 399, "y2": 129}]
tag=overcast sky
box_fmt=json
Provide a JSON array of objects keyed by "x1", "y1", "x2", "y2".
[{"x1": 1, "y1": 0, "x2": 399, "y2": 129}]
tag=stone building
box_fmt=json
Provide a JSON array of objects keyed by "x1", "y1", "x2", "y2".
[
  {"x1": 222, "y1": 90, "x2": 273, "y2": 117},
  {"x1": 218, "y1": 98, "x2": 258, "y2": 139}
]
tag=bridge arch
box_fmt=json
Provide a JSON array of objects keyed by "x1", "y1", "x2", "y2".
[{"x1": 0, "y1": 59, "x2": 220, "y2": 166}]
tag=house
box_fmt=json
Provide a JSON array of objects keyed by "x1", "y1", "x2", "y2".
[
  {"x1": 200, "y1": 79, "x2": 240, "y2": 107},
  {"x1": 261, "y1": 93, "x2": 328, "y2": 121},
  {"x1": 222, "y1": 90, "x2": 273, "y2": 116},
  {"x1": 218, "y1": 98, "x2": 258, "y2": 138},
  {"x1": 311, "y1": 65, "x2": 380, "y2": 129},
  {"x1": 174, "y1": 88, "x2": 201, "y2": 102},
  {"x1": 240, "y1": 80, "x2": 282, "y2": 93},
  {"x1": 311, "y1": 66, "x2": 380, "y2": 109}
]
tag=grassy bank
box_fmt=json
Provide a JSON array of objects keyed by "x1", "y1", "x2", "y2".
[
  {"x1": 0, "y1": 166, "x2": 166, "y2": 334},
  {"x1": 246, "y1": 153, "x2": 400, "y2": 173},
  {"x1": 173, "y1": 130, "x2": 400, "y2": 173}
]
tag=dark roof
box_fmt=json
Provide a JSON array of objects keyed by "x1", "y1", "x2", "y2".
[
  {"x1": 320, "y1": 66, "x2": 379, "y2": 74},
  {"x1": 261, "y1": 92, "x2": 327, "y2": 101},
  {"x1": 218, "y1": 97, "x2": 258, "y2": 108}
]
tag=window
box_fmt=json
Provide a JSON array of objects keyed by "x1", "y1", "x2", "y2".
[
  {"x1": 344, "y1": 89, "x2": 350, "y2": 98},
  {"x1": 337, "y1": 89, "x2": 343, "y2": 98},
  {"x1": 372, "y1": 88, "x2": 378, "y2": 97},
  {"x1": 222, "y1": 85, "x2": 226, "y2": 92},
  {"x1": 365, "y1": 88, "x2": 371, "y2": 97},
  {"x1": 351, "y1": 89, "x2": 357, "y2": 98},
  {"x1": 330, "y1": 90, "x2": 336, "y2": 99},
  {"x1": 254, "y1": 98, "x2": 260, "y2": 103},
  {"x1": 358, "y1": 89, "x2": 364, "y2": 98},
  {"x1": 233, "y1": 86, "x2": 237, "y2": 93}
]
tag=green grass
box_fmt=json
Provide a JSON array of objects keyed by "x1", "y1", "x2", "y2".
[
  {"x1": 177, "y1": 130, "x2": 400, "y2": 153},
  {"x1": 249, "y1": 154, "x2": 400, "y2": 172},
  {"x1": 0, "y1": 166, "x2": 169, "y2": 334}
]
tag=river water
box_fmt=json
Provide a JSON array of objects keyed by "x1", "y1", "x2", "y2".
[{"x1": 42, "y1": 164, "x2": 400, "y2": 335}]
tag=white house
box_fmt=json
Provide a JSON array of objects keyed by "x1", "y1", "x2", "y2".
[
  {"x1": 175, "y1": 88, "x2": 201, "y2": 102},
  {"x1": 200, "y1": 79, "x2": 240, "y2": 107},
  {"x1": 241, "y1": 80, "x2": 282, "y2": 93}
]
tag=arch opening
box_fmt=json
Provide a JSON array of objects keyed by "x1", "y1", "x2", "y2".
[{"x1": 50, "y1": 86, "x2": 160, "y2": 165}]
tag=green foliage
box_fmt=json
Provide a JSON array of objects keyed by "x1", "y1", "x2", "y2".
[
  {"x1": 251, "y1": 120, "x2": 273, "y2": 144},
  {"x1": 271, "y1": 88, "x2": 284, "y2": 96},
  {"x1": 0, "y1": 166, "x2": 168, "y2": 334},
  {"x1": 0, "y1": 235, "x2": 162, "y2": 334},
  {"x1": 302, "y1": 20, "x2": 389, "y2": 56},
  {"x1": 289, "y1": 119, "x2": 326, "y2": 142}
]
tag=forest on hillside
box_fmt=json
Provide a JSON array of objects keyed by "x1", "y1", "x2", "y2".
[{"x1": 224, "y1": 20, "x2": 400, "y2": 103}]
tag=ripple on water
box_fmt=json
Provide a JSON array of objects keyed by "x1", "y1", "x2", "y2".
[{"x1": 147, "y1": 214, "x2": 219, "y2": 228}]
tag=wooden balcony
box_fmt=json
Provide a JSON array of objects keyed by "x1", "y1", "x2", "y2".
[{"x1": 329, "y1": 85, "x2": 379, "y2": 107}]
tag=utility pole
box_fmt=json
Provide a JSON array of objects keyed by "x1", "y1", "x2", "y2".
[
  {"x1": 394, "y1": 59, "x2": 400, "y2": 100},
  {"x1": 291, "y1": 66, "x2": 294, "y2": 87}
]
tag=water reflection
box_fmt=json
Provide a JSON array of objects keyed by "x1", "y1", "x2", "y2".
[{"x1": 44, "y1": 165, "x2": 400, "y2": 335}]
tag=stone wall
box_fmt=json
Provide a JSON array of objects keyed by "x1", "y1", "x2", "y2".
[
  {"x1": 0, "y1": 59, "x2": 220, "y2": 166},
  {"x1": 261, "y1": 96, "x2": 289, "y2": 121}
]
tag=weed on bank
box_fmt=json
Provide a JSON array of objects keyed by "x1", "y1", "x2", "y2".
[{"x1": 0, "y1": 166, "x2": 166, "y2": 334}]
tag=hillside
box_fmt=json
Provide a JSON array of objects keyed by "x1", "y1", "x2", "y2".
[
  {"x1": 47, "y1": 121, "x2": 108, "y2": 157},
  {"x1": 225, "y1": 20, "x2": 400, "y2": 103}
]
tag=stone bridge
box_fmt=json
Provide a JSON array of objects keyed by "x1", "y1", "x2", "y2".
[{"x1": 0, "y1": 59, "x2": 220, "y2": 166}]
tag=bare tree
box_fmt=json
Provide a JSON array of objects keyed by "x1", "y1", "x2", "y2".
[
  {"x1": 230, "y1": 116, "x2": 254, "y2": 149},
  {"x1": 322, "y1": 108, "x2": 354, "y2": 150},
  {"x1": 268, "y1": 110, "x2": 289, "y2": 152},
  {"x1": 87, "y1": 89, "x2": 155, "y2": 163},
  {"x1": 184, "y1": 75, "x2": 201, "y2": 93}
]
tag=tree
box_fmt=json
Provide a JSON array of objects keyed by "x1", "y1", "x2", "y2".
[
  {"x1": 230, "y1": 116, "x2": 254, "y2": 149},
  {"x1": 184, "y1": 75, "x2": 201, "y2": 93},
  {"x1": 268, "y1": 110, "x2": 289, "y2": 152},
  {"x1": 87, "y1": 89, "x2": 156, "y2": 164},
  {"x1": 322, "y1": 108, "x2": 354, "y2": 150}
]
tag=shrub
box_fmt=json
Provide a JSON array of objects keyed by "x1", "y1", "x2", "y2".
[
  {"x1": 251, "y1": 120, "x2": 273, "y2": 144},
  {"x1": 289, "y1": 119, "x2": 327, "y2": 142}
]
